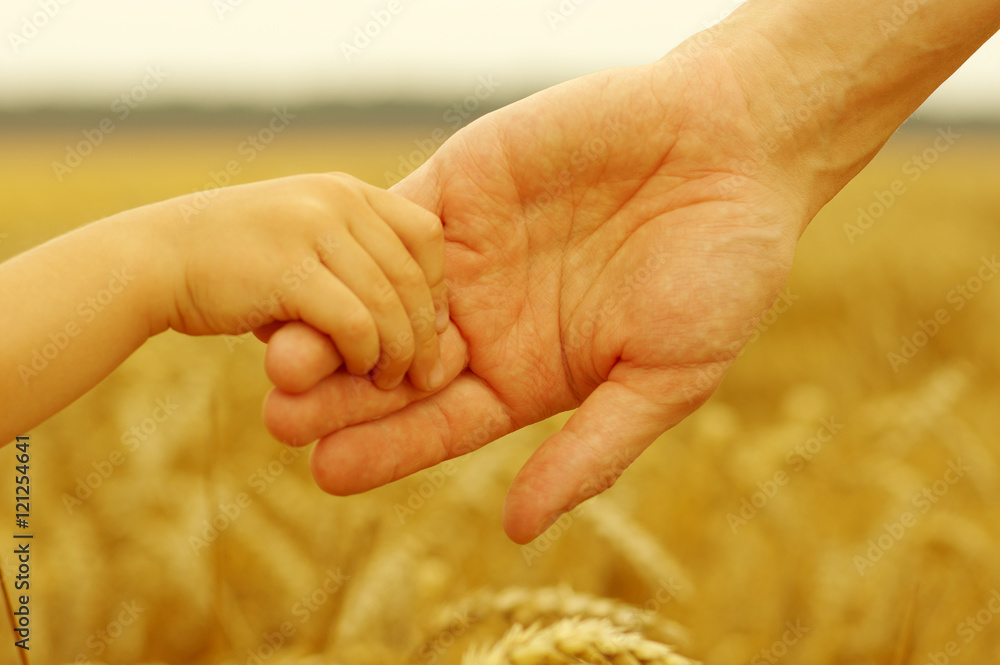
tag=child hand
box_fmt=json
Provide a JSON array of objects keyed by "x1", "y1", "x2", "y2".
[{"x1": 155, "y1": 173, "x2": 449, "y2": 392}]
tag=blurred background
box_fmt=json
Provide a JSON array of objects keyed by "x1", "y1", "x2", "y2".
[
  {"x1": 2, "y1": 2, "x2": 1000, "y2": 665},
  {"x1": 3, "y1": 0, "x2": 1000, "y2": 111}
]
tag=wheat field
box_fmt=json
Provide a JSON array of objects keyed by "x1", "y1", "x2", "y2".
[{"x1": 1, "y1": 115, "x2": 999, "y2": 665}]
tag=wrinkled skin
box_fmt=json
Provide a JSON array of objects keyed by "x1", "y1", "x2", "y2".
[{"x1": 263, "y1": 45, "x2": 811, "y2": 543}]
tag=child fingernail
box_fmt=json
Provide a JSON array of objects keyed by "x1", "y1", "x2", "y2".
[{"x1": 428, "y1": 360, "x2": 445, "y2": 390}]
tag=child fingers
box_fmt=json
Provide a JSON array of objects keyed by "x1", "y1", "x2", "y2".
[
  {"x1": 294, "y1": 272, "x2": 380, "y2": 376},
  {"x1": 346, "y1": 214, "x2": 445, "y2": 392},
  {"x1": 357, "y1": 182, "x2": 450, "y2": 332},
  {"x1": 319, "y1": 235, "x2": 417, "y2": 390},
  {"x1": 263, "y1": 324, "x2": 468, "y2": 447}
]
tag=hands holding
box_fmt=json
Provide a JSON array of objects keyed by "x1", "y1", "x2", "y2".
[
  {"x1": 263, "y1": 47, "x2": 807, "y2": 543},
  {"x1": 0, "y1": 172, "x2": 450, "y2": 442},
  {"x1": 261, "y1": 0, "x2": 1000, "y2": 542},
  {"x1": 5, "y1": 0, "x2": 996, "y2": 547},
  {"x1": 160, "y1": 173, "x2": 450, "y2": 392}
]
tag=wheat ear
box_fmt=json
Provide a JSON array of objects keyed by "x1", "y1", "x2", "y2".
[
  {"x1": 462, "y1": 618, "x2": 698, "y2": 665},
  {"x1": 414, "y1": 585, "x2": 688, "y2": 660}
]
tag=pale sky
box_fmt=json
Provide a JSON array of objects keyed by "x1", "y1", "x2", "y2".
[{"x1": 2, "y1": 0, "x2": 999, "y2": 116}]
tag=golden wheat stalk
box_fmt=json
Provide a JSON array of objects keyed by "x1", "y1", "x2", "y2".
[
  {"x1": 332, "y1": 532, "x2": 422, "y2": 651},
  {"x1": 581, "y1": 501, "x2": 693, "y2": 602},
  {"x1": 462, "y1": 618, "x2": 698, "y2": 665}
]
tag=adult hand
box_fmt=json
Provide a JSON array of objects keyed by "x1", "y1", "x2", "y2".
[
  {"x1": 263, "y1": 37, "x2": 811, "y2": 543},
  {"x1": 264, "y1": 0, "x2": 1000, "y2": 541}
]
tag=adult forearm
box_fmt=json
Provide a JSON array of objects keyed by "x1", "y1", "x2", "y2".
[{"x1": 712, "y1": 0, "x2": 1000, "y2": 215}]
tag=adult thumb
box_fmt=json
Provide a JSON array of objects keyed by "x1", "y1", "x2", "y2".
[
  {"x1": 389, "y1": 157, "x2": 443, "y2": 214},
  {"x1": 502, "y1": 366, "x2": 711, "y2": 544}
]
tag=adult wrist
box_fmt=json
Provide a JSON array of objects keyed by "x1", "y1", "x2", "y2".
[{"x1": 707, "y1": 0, "x2": 1000, "y2": 215}]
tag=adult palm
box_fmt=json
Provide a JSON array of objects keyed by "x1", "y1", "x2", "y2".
[{"x1": 264, "y1": 45, "x2": 810, "y2": 543}]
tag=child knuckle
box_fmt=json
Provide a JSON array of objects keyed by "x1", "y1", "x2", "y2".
[
  {"x1": 399, "y1": 256, "x2": 425, "y2": 284},
  {"x1": 342, "y1": 309, "x2": 374, "y2": 339},
  {"x1": 393, "y1": 341, "x2": 416, "y2": 366},
  {"x1": 372, "y1": 283, "x2": 399, "y2": 313},
  {"x1": 313, "y1": 173, "x2": 365, "y2": 210},
  {"x1": 410, "y1": 305, "x2": 436, "y2": 332}
]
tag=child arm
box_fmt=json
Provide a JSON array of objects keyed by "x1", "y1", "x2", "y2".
[
  {"x1": 1, "y1": 173, "x2": 448, "y2": 444},
  {"x1": 1, "y1": 207, "x2": 169, "y2": 444}
]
